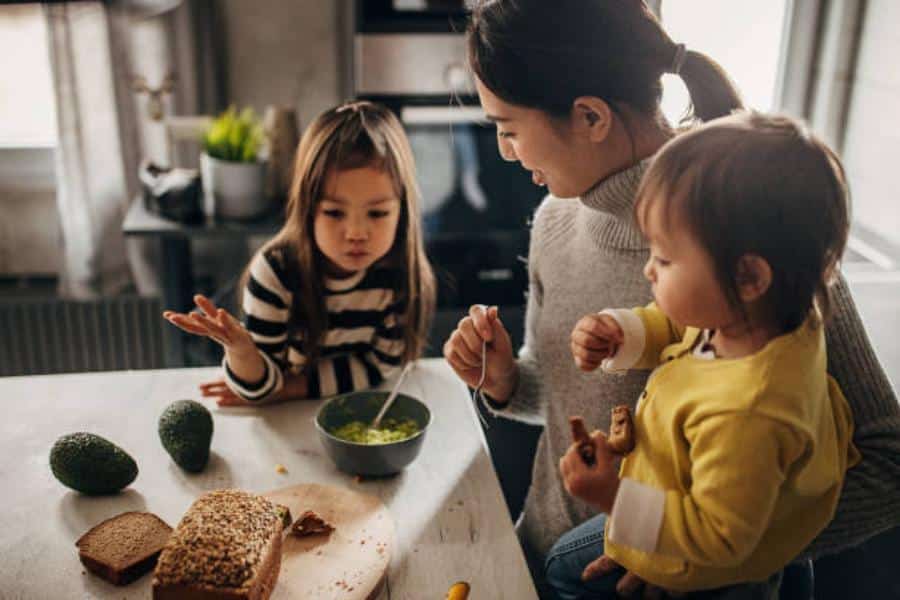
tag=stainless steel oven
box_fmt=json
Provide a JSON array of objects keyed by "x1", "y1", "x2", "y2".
[{"x1": 344, "y1": 0, "x2": 546, "y2": 309}]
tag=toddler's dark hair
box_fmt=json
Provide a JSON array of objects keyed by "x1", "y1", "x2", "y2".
[{"x1": 636, "y1": 112, "x2": 850, "y2": 332}]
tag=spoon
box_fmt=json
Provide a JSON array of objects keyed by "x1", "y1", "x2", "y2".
[{"x1": 370, "y1": 362, "x2": 414, "y2": 430}]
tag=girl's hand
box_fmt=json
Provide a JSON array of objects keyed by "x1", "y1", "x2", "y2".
[
  {"x1": 200, "y1": 374, "x2": 309, "y2": 407},
  {"x1": 163, "y1": 294, "x2": 256, "y2": 356},
  {"x1": 570, "y1": 313, "x2": 625, "y2": 372},
  {"x1": 199, "y1": 379, "x2": 253, "y2": 407},
  {"x1": 443, "y1": 304, "x2": 517, "y2": 403},
  {"x1": 559, "y1": 430, "x2": 620, "y2": 513}
]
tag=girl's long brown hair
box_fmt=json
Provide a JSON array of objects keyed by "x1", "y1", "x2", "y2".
[{"x1": 243, "y1": 101, "x2": 436, "y2": 369}]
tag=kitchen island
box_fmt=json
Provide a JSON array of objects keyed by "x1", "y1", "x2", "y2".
[{"x1": 0, "y1": 359, "x2": 537, "y2": 599}]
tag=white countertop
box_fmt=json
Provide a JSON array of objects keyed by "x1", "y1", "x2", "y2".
[{"x1": 0, "y1": 359, "x2": 537, "y2": 599}]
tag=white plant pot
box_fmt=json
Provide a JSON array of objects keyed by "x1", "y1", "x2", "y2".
[{"x1": 200, "y1": 152, "x2": 270, "y2": 220}]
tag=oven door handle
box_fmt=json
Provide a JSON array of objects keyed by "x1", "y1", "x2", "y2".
[{"x1": 400, "y1": 105, "x2": 487, "y2": 125}]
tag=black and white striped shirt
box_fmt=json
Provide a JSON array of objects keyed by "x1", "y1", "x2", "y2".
[{"x1": 223, "y1": 250, "x2": 406, "y2": 401}]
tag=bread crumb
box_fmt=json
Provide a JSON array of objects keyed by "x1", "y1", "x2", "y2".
[{"x1": 275, "y1": 464, "x2": 287, "y2": 474}]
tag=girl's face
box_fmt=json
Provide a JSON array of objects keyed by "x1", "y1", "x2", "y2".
[
  {"x1": 475, "y1": 78, "x2": 599, "y2": 199},
  {"x1": 314, "y1": 166, "x2": 401, "y2": 276},
  {"x1": 640, "y1": 199, "x2": 737, "y2": 331}
]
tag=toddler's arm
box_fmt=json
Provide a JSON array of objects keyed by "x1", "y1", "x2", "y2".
[
  {"x1": 607, "y1": 414, "x2": 806, "y2": 569},
  {"x1": 575, "y1": 303, "x2": 683, "y2": 373},
  {"x1": 570, "y1": 313, "x2": 624, "y2": 372}
]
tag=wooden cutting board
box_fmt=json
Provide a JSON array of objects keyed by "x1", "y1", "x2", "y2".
[{"x1": 265, "y1": 483, "x2": 394, "y2": 600}]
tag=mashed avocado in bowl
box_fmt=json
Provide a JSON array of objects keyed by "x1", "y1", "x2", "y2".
[
  {"x1": 316, "y1": 390, "x2": 430, "y2": 476},
  {"x1": 330, "y1": 418, "x2": 420, "y2": 445}
]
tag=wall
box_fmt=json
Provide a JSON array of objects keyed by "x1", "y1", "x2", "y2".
[
  {"x1": 841, "y1": 0, "x2": 900, "y2": 246},
  {"x1": 220, "y1": 0, "x2": 343, "y2": 130},
  {"x1": 0, "y1": 148, "x2": 59, "y2": 276},
  {"x1": 0, "y1": 2, "x2": 343, "y2": 280}
]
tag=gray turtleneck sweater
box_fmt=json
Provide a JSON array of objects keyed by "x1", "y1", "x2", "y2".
[{"x1": 486, "y1": 159, "x2": 900, "y2": 563}]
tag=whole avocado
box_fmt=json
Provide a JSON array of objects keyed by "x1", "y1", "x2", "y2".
[
  {"x1": 158, "y1": 399, "x2": 213, "y2": 472},
  {"x1": 50, "y1": 432, "x2": 138, "y2": 495}
]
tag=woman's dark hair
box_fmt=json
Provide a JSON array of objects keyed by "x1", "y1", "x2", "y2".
[
  {"x1": 635, "y1": 112, "x2": 851, "y2": 333},
  {"x1": 467, "y1": 0, "x2": 743, "y2": 123}
]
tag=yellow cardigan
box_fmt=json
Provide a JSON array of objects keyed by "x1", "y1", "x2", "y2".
[{"x1": 600, "y1": 305, "x2": 859, "y2": 591}]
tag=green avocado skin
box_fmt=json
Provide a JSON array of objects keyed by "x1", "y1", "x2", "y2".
[
  {"x1": 158, "y1": 400, "x2": 213, "y2": 472},
  {"x1": 49, "y1": 432, "x2": 138, "y2": 495}
]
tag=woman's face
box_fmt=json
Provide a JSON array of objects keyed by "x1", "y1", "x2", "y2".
[{"x1": 476, "y1": 78, "x2": 599, "y2": 199}]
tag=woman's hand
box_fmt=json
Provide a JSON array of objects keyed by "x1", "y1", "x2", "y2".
[
  {"x1": 581, "y1": 554, "x2": 682, "y2": 599},
  {"x1": 163, "y1": 294, "x2": 256, "y2": 356},
  {"x1": 570, "y1": 313, "x2": 624, "y2": 371},
  {"x1": 443, "y1": 304, "x2": 517, "y2": 403},
  {"x1": 559, "y1": 429, "x2": 620, "y2": 513}
]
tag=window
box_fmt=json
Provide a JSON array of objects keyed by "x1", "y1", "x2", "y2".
[
  {"x1": 659, "y1": 1, "x2": 789, "y2": 123},
  {"x1": 0, "y1": 4, "x2": 57, "y2": 148}
]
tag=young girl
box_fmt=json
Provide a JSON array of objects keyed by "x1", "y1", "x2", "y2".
[
  {"x1": 552, "y1": 112, "x2": 860, "y2": 598},
  {"x1": 164, "y1": 101, "x2": 435, "y2": 405}
]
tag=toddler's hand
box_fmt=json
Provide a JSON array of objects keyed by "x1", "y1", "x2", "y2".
[
  {"x1": 570, "y1": 313, "x2": 624, "y2": 371},
  {"x1": 582, "y1": 554, "x2": 683, "y2": 598},
  {"x1": 163, "y1": 294, "x2": 256, "y2": 356},
  {"x1": 559, "y1": 429, "x2": 620, "y2": 513}
]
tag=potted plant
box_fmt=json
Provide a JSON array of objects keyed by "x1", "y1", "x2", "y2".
[{"x1": 199, "y1": 106, "x2": 269, "y2": 220}]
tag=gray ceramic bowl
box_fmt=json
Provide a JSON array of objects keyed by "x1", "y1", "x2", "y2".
[{"x1": 315, "y1": 390, "x2": 431, "y2": 476}]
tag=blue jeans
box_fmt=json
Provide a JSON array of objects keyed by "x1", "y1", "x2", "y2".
[
  {"x1": 545, "y1": 514, "x2": 620, "y2": 599},
  {"x1": 545, "y1": 514, "x2": 793, "y2": 600}
]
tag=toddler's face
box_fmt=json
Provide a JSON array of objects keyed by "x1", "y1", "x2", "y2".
[
  {"x1": 640, "y1": 201, "x2": 736, "y2": 330},
  {"x1": 314, "y1": 166, "x2": 401, "y2": 276}
]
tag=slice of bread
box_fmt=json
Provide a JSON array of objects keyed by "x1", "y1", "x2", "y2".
[
  {"x1": 76, "y1": 511, "x2": 173, "y2": 586},
  {"x1": 153, "y1": 490, "x2": 284, "y2": 600}
]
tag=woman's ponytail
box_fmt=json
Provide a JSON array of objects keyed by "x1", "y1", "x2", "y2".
[
  {"x1": 469, "y1": 0, "x2": 744, "y2": 124},
  {"x1": 675, "y1": 47, "x2": 744, "y2": 122}
]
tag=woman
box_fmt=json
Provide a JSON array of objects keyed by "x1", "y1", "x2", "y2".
[{"x1": 443, "y1": 1, "x2": 900, "y2": 597}]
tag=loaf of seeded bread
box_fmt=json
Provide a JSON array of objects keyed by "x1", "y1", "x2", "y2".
[
  {"x1": 76, "y1": 511, "x2": 172, "y2": 585},
  {"x1": 152, "y1": 490, "x2": 284, "y2": 600}
]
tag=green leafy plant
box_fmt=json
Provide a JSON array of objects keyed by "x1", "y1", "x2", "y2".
[{"x1": 202, "y1": 105, "x2": 264, "y2": 163}]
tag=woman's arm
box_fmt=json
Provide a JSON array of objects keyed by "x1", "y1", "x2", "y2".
[
  {"x1": 804, "y1": 274, "x2": 900, "y2": 557},
  {"x1": 477, "y1": 205, "x2": 550, "y2": 426}
]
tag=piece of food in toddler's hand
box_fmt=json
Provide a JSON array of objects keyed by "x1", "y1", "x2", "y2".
[
  {"x1": 607, "y1": 405, "x2": 635, "y2": 455},
  {"x1": 568, "y1": 416, "x2": 596, "y2": 466},
  {"x1": 290, "y1": 510, "x2": 334, "y2": 537}
]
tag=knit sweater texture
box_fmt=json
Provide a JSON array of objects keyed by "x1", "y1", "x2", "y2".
[{"x1": 486, "y1": 158, "x2": 900, "y2": 562}]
